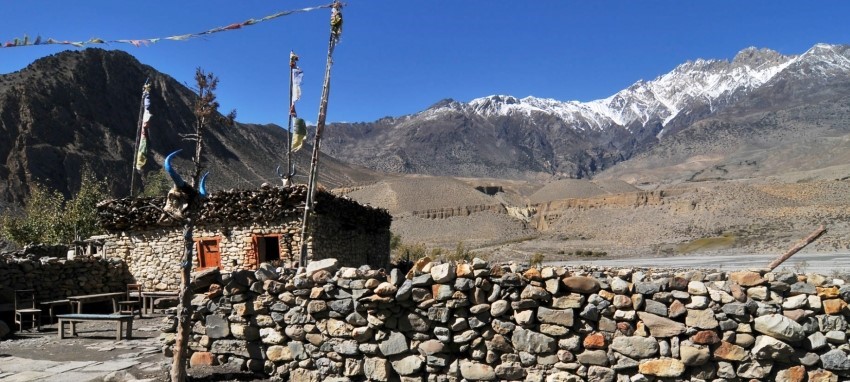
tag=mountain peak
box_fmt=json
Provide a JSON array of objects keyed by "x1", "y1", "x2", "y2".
[{"x1": 731, "y1": 46, "x2": 785, "y2": 68}]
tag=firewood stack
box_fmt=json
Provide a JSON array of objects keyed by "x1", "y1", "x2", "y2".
[{"x1": 98, "y1": 185, "x2": 391, "y2": 232}]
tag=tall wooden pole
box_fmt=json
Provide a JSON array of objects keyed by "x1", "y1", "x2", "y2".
[
  {"x1": 129, "y1": 79, "x2": 149, "y2": 196},
  {"x1": 285, "y1": 52, "x2": 296, "y2": 186},
  {"x1": 299, "y1": 2, "x2": 343, "y2": 267}
]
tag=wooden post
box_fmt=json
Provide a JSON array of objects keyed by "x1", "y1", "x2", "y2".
[
  {"x1": 299, "y1": 2, "x2": 343, "y2": 268},
  {"x1": 170, "y1": 221, "x2": 194, "y2": 382},
  {"x1": 767, "y1": 225, "x2": 827, "y2": 270}
]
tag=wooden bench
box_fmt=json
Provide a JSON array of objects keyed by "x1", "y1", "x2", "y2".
[
  {"x1": 40, "y1": 299, "x2": 73, "y2": 323},
  {"x1": 56, "y1": 314, "x2": 134, "y2": 340},
  {"x1": 68, "y1": 292, "x2": 125, "y2": 314}
]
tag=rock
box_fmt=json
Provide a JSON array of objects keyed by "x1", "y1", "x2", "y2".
[
  {"x1": 205, "y1": 315, "x2": 230, "y2": 339},
  {"x1": 823, "y1": 298, "x2": 847, "y2": 315},
  {"x1": 820, "y1": 349, "x2": 850, "y2": 371},
  {"x1": 561, "y1": 276, "x2": 601, "y2": 294},
  {"x1": 431, "y1": 262, "x2": 456, "y2": 283},
  {"x1": 586, "y1": 366, "x2": 615, "y2": 382},
  {"x1": 636, "y1": 312, "x2": 686, "y2": 337},
  {"x1": 685, "y1": 309, "x2": 718, "y2": 329},
  {"x1": 633, "y1": 282, "x2": 660, "y2": 295},
  {"x1": 306, "y1": 258, "x2": 339, "y2": 277},
  {"x1": 737, "y1": 361, "x2": 769, "y2": 379},
  {"x1": 266, "y1": 345, "x2": 295, "y2": 362},
  {"x1": 189, "y1": 351, "x2": 217, "y2": 367},
  {"x1": 808, "y1": 369, "x2": 839, "y2": 382},
  {"x1": 712, "y1": 341, "x2": 748, "y2": 361},
  {"x1": 537, "y1": 307, "x2": 574, "y2": 327},
  {"x1": 379, "y1": 331, "x2": 408, "y2": 356},
  {"x1": 688, "y1": 281, "x2": 708, "y2": 295},
  {"x1": 545, "y1": 372, "x2": 582, "y2": 382},
  {"x1": 679, "y1": 345, "x2": 710, "y2": 366},
  {"x1": 521, "y1": 285, "x2": 550, "y2": 301},
  {"x1": 512, "y1": 328, "x2": 556, "y2": 354},
  {"x1": 729, "y1": 271, "x2": 765, "y2": 286},
  {"x1": 638, "y1": 358, "x2": 685, "y2": 377},
  {"x1": 751, "y1": 335, "x2": 794, "y2": 362},
  {"x1": 775, "y1": 365, "x2": 806, "y2": 382},
  {"x1": 583, "y1": 333, "x2": 607, "y2": 349},
  {"x1": 610, "y1": 336, "x2": 659, "y2": 359},
  {"x1": 391, "y1": 354, "x2": 423, "y2": 376},
  {"x1": 643, "y1": 299, "x2": 667, "y2": 317},
  {"x1": 690, "y1": 330, "x2": 720, "y2": 345},
  {"x1": 490, "y1": 300, "x2": 509, "y2": 316},
  {"x1": 374, "y1": 282, "x2": 398, "y2": 297},
  {"x1": 754, "y1": 314, "x2": 805, "y2": 342},
  {"x1": 552, "y1": 294, "x2": 585, "y2": 309},
  {"x1": 495, "y1": 362, "x2": 525, "y2": 380},
  {"x1": 460, "y1": 360, "x2": 497, "y2": 381},
  {"x1": 364, "y1": 357, "x2": 392, "y2": 381},
  {"x1": 576, "y1": 350, "x2": 609, "y2": 366}
]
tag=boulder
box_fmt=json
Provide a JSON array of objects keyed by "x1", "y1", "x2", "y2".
[{"x1": 754, "y1": 314, "x2": 805, "y2": 342}]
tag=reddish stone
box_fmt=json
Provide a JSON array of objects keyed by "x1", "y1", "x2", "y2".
[
  {"x1": 616, "y1": 322, "x2": 634, "y2": 336},
  {"x1": 523, "y1": 267, "x2": 542, "y2": 281},
  {"x1": 668, "y1": 276, "x2": 689, "y2": 291},
  {"x1": 712, "y1": 341, "x2": 748, "y2": 361},
  {"x1": 206, "y1": 284, "x2": 222, "y2": 298},
  {"x1": 190, "y1": 351, "x2": 217, "y2": 367},
  {"x1": 583, "y1": 333, "x2": 607, "y2": 349},
  {"x1": 777, "y1": 365, "x2": 806, "y2": 382},
  {"x1": 668, "y1": 300, "x2": 687, "y2": 318},
  {"x1": 783, "y1": 309, "x2": 809, "y2": 322},
  {"x1": 729, "y1": 283, "x2": 747, "y2": 302},
  {"x1": 690, "y1": 330, "x2": 720, "y2": 345},
  {"x1": 823, "y1": 298, "x2": 847, "y2": 315}
]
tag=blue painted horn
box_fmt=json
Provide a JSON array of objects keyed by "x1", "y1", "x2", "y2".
[
  {"x1": 276, "y1": 165, "x2": 284, "y2": 178},
  {"x1": 199, "y1": 172, "x2": 210, "y2": 197},
  {"x1": 164, "y1": 150, "x2": 186, "y2": 188}
]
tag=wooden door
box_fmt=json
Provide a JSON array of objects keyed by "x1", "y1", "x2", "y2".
[{"x1": 197, "y1": 239, "x2": 221, "y2": 269}]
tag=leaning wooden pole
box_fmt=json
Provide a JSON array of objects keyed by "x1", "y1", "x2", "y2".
[
  {"x1": 299, "y1": 2, "x2": 343, "y2": 268},
  {"x1": 767, "y1": 225, "x2": 827, "y2": 270},
  {"x1": 129, "y1": 79, "x2": 149, "y2": 197}
]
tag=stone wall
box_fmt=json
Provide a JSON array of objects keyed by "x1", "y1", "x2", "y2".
[
  {"x1": 99, "y1": 185, "x2": 393, "y2": 290},
  {"x1": 170, "y1": 259, "x2": 850, "y2": 381},
  {"x1": 0, "y1": 255, "x2": 132, "y2": 303}
]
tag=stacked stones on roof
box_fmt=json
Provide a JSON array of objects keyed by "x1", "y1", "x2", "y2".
[
  {"x1": 173, "y1": 258, "x2": 850, "y2": 381},
  {"x1": 97, "y1": 185, "x2": 391, "y2": 231}
]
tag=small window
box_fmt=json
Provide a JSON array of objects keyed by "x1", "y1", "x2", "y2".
[{"x1": 254, "y1": 235, "x2": 281, "y2": 264}]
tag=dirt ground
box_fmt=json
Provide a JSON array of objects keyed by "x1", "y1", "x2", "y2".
[{"x1": 0, "y1": 314, "x2": 267, "y2": 381}]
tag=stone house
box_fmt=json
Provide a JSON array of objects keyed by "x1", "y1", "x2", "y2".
[{"x1": 96, "y1": 185, "x2": 391, "y2": 290}]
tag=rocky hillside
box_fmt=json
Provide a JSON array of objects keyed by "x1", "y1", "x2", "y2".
[
  {"x1": 0, "y1": 49, "x2": 379, "y2": 206},
  {"x1": 322, "y1": 44, "x2": 850, "y2": 182}
]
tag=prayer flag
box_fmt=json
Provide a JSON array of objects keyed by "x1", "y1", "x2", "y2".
[
  {"x1": 134, "y1": 84, "x2": 152, "y2": 171},
  {"x1": 291, "y1": 118, "x2": 307, "y2": 152},
  {"x1": 292, "y1": 67, "x2": 303, "y2": 102}
]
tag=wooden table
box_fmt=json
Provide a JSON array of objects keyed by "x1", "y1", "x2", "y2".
[
  {"x1": 141, "y1": 291, "x2": 179, "y2": 315},
  {"x1": 68, "y1": 292, "x2": 126, "y2": 314},
  {"x1": 57, "y1": 314, "x2": 134, "y2": 340}
]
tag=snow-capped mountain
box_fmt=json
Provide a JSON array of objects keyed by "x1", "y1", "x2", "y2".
[
  {"x1": 427, "y1": 44, "x2": 850, "y2": 134},
  {"x1": 324, "y1": 43, "x2": 850, "y2": 180}
]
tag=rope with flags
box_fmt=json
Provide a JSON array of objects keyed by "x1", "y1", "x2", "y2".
[{"x1": 1, "y1": 3, "x2": 335, "y2": 49}]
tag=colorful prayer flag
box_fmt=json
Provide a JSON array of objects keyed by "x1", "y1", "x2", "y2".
[
  {"x1": 291, "y1": 118, "x2": 307, "y2": 152},
  {"x1": 134, "y1": 83, "x2": 152, "y2": 171}
]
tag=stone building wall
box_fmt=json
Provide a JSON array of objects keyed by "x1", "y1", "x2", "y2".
[
  {"x1": 170, "y1": 259, "x2": 850, "y2": 381},
  {"x1": 98, "y1": 185, "x2": 392, "y2": 290},
  {"x1": 0, "y1": 255, "x2": 132, "y2": 303}
]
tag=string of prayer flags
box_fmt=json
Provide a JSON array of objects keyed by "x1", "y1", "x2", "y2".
[
  {"x1": 291, "y1": 118, "x2": 307, "y2": 152},
  {"x1": 330, "y1": 3, "x2": 343, "y2": 43},
  {"x1": 134, "y1": 83, "x2": 152, "y2": 171},
  {"x1": 2, "y1": 3, "x2": 335, "y2": 49}
]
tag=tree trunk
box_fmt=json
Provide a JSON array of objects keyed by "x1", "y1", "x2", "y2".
[
  {"x1": 170, "y1": 220, "x2": 194, "y2": 381},
  {"x1": 767, "y1": 225, "x2": 827, "y2": 270}
]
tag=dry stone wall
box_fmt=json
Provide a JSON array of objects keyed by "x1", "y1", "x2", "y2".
[
  {"x1": 170, "y1": 259, "x2": 850, "y2": 382},
  {"x1": 0, "y1": 255, "x2": 132, "y2": 303}
]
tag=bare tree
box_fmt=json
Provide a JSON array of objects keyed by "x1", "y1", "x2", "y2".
[{"x1": 168, "y1": 68, "x2": 235, "y2": 382}]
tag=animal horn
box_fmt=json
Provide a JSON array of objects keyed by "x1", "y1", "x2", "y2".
[
  {"x1": 164, "y1": 150, "x2": 186, "y2": 188},
  {"x1": 276, "y1": 165, "x2": 284, "y2": 178},
  {"x1": 199, "y1": 172, "x2": 210, "y2": 197}
]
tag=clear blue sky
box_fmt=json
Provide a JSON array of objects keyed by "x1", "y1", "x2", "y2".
[{"x1": 2, "y1": 1, "x2": 849, "y2": 126}]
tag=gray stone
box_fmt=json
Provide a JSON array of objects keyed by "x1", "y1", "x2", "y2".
[
  {"x1": 610, "y1": 336, "x2": 659, "y2": 359},
  {"x1": 806, "y1": 331, "x2": 828, "y2": 351},
  {"x1": 826, "y1": 330, "x2": 847, "y2": 343},
  {"x1": 495, "y1": 361, "x2": 525, "y2": 380},
  {"x1": 210, "y1": 339, "x2": 263, "y2": 359},
  {"x1": 396, "y1": 280, "x2": 413, "y2": 301},
  {"x1": 205, "y1": 315, "x2": 230, "y2": 339},
  {"x1": 538, "y1": 307, "x2": 574, "y2": 327},
  {"x1": 754, "y1": 314, "x2": 805, "y2": 342},
  {"x1": 789, "y1": 282, "x2": 816, "y2": 295},
  {"x1": 552, "y1": 294, "x2": 585, "y2": 309},
  {"x1": 679, "y1": 345, "x2": 710, "y2": 366},
  {"x1": 821, "y1": 349, "x2": 850, "y2": 371},
  {"x1": 379, "y1": 331, "x2": 408, "y2": 356},
  {"x1": 580, "y1": 304, "x2": 600, "y2": 321},
  {"x1": 490, "y1": 300, "x2": 509, "y2": 316},
  {"x1": 736, "y1": 361, "x2": 769, "y2": 379},
  {"x1": 634, "y1": 282, "x2": 661, "y2": 295},
  {"x1": 587, "y1": 366, "x2": 615, "y2": 382},
  {"x1": 643, "y1": 300, "x2": 667, "y2": 317},
  {"x1": 611, "y1": 278, "x2": 630, "y2": 294},
  {"x1": 545, "y1": 372, "x2": 582, "y2": 382},
  {"x1": 512, "y1": 328, "x2": 556, "y2": 354},
  {"x1": 576, "y1": 350, "x2": 609, "y2": 366}
]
